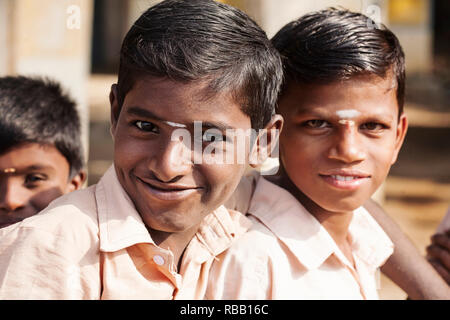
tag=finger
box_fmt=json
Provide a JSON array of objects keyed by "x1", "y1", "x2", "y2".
[
  {"x1": 426, "y1": 244, "x2": 434, "y2": 256},
  {"x1": 431, "y1": 233, "x2": 450, "y2": 251},
  {"x1": 428, "y1": 259, "x2": 450, "y2": 285},
  {"x1": 427, "y1": 245, "x2": 450, "y2": 270}
]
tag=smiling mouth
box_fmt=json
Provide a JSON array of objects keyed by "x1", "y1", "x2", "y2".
[
  {"x1": 329, "y1": 175, "x2": 364, "y2": 181},
  {"x1": 136, "y1": 177, "x2": 203, "y2": 201},
  {"x1": 319, "y1": 172, "x2": 370, "y2": 190}
]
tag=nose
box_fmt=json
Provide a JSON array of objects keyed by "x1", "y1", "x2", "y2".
[
  {"x1": 148, "y1": 137, "x2": 193, "y2": 183},
  {"x1": 0, "y1": 179, "x2": 28, "y2": 212},
  {"x1": 327, "y1": 124, "x2": 366, "y2": 164}
]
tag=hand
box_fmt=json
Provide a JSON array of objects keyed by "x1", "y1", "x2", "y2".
[{"x1": 426, "y1": 230, "x2": 450, "y2": 285}]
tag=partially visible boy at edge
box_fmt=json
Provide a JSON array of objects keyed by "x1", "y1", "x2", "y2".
[
  {"x1": 427, "y1": 206, "x2": 450, "y2": 285},
  {"x1": 0, "y1": 0, "x2": 283, "y2": 299},
  {"x1": 209, "y1": 8, "x2": 450, "y2": 299},
  {"x1": 0, "y1": 76, "x2": 86, "y2": 229}
]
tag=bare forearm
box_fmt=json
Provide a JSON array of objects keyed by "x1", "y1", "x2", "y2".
[{"x1": 364, "y1": 198, "x2": 450, "y2": 299}]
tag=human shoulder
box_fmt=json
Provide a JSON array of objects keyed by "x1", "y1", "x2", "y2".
[
  {"x1": 3, "y1": 185, "x2": 100, "y2": 247},
  {"x1": 212, "y1": 215, "x2": 281, "y2": 279},
  {"x1": 207, "y1": 217, "x2": 277, "y2": 299},
  {"x1": 0, "y1": 185, "x2": 102, "y2": 299}
]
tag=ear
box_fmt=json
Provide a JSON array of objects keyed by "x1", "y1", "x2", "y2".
[
  {"x1": 249, "y1": 114, "x2": 284, "y2": 168},
  {"x1": 109, "y1": 84, "x2": 120, "y2": 138},
  {"x1": 65, "y1": 170, "x2": 87, "y2": 193},
  {"x1": 391, "y1": 113, "x2": 408, "y2": 165}
]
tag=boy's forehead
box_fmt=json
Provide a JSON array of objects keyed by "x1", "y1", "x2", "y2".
[
  {"x1": 129, "y1": 76, "x2": 220, "y2": 104},
  {"x1": 281, "y1": 75, "x2": 398, "y2": 108},
  {"x1": 279, "y1": 76, "x2": 398, "y2": 119},
  {"x1": 122, "y1": 77, "x2": 251, "y2": 129},
  {"x1": 0, "y1": 143, "x2": 69, "y2": 174}
]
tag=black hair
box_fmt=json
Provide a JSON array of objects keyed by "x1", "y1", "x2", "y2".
[
  {"x1": 272, "y1": 8, "x2": 406, "y2": 115},
  {"x1": 0, "y1": 76, "x2": 84, "y2": 177},
  {"x1": 117, "y1": 0, "x2": 283, "y2": 129}
]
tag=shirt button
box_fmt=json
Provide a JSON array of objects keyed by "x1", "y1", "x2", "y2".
[{"x1": 153, "y1": 255, "x2": 165, "y2": 266}]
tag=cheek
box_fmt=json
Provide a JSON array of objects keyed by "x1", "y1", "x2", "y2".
[
  {"x1": 29, "y1": 187, "x2": 65, "y2": 211},
  {"x1": 201, "y1": 163, "x2": 245, "y2": 203},
  {"x1": 114, "y1": 132, "x2": 146, "y2": 168},
  {"x1": 280, "y1": 131, "x2": 313, "y2": 171},
  {"x1": 369, "y1": 148, "x2": 396, "y2": 182},
  {"x1": 368, "y1": 133, "x2": 399, "y2": 166}
]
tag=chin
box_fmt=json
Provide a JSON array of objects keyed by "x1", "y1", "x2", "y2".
[
  {"x1": 318, "y1": 198, "x2": 364, "y2": 213},
  {"x1": 145, "y1": 211, "x2": 200, "y2": 233}
]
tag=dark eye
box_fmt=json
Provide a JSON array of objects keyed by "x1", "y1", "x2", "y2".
[
  {"x1": 202, "y1": 130, "x2": 225, "y2": 143},
  {"x1": 135, "y1": 121, "x2": 159, "y2": 133},
  {"x1": 303, "y1": 120, "x2": 330, "y2": 129},
  {"x1": 360, "y1": 122, "x2": 387, "y2": 131},
  {"x1": 25, "y1": 174, "x2": 46, "y2": 186}
]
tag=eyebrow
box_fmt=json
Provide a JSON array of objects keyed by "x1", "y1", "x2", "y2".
[
  {"x1": 200, "y1": 121, "x2": 236, "y2": 132},
  {"x1": 294, "y1": 108, "x2": 394, "y2": 122},
  {"x1": 126, "y1": 106, "x2": 166, "y2": 122},
  {"x1": 126, "y1": 106, "x2": 237, "y2": 132}
]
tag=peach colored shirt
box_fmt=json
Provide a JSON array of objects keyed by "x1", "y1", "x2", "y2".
[
  {"x1": 0, "y1": 166, "x2": 251, "y2": 300},
  {"x1": 209, "y1": 175, "x2": 394, "y2": 300}
]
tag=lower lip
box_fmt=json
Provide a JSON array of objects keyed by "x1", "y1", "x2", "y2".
[
  {"x1": 137, "y1": 179, "x2": 201, "y2": 201},
  {"x1": 320, "y1": 175, "x2": 369, "y2": 190}
]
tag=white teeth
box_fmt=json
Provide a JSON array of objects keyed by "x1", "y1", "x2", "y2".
[{"x1": 331, "y1": 175, "x2": 357, "y2": 181}]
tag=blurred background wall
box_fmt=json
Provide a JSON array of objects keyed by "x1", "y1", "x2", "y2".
[
  {"x1": 0, "y1": 0, "x2": 93, "y2": 160},
  {"x1": 0, "y1": 0, "x2": 449, "y2": 299}
]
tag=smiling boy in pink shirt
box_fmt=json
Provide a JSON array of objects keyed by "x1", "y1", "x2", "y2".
[
  {"x1": 208, "y1": 8, "x2": 410, "y2": 299},
  {"x1": 0, "y1": 0, "x2": 283, "y2": 299}
]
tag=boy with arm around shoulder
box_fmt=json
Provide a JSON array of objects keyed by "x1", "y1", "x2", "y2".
[{"x1": 208, "y1": 8, "x2": 409, "y2": 300}]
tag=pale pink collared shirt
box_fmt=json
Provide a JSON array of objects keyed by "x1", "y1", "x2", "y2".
[
  {"x1": 208, "y1": 174, "x2": 394, "y2": 300},
  {"x1": 0, "y1": 166, "x2": 251, "y2": 299}
]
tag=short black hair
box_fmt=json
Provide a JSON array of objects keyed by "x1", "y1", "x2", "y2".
[
  {"x1": 272, "y1": 8, "x2": 406, "y2": 115},
  {"x1": 0, "y1": 76, "x2": 84, "y2": 177},
  {"x1": 117, "y1": 0, "x2": 283, "y2": 129}
]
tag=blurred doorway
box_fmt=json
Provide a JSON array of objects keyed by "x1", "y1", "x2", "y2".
[{"x1": 90, "y1": 0, "x2": 128, "y2": 74}]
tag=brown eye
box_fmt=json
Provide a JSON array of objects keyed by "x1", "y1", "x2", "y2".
[
  {"x1": 360, "y1": 122, "x2": 387, "y2": 131},
  {"x1": 202, "y1": 131, "x2": 224, "y2": 143},
  {"x1": 25, "y1": 174, "x2": 47, "y2": 186},
  {"x1": 135, "y1": 121, "x2": 159, "y2": 133},
  {"x1": 304, "y1": 120, "x2": 330, "y2": 129}
]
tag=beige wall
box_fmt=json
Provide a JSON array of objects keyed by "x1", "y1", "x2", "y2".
[
  {"x1": 247, "y1": 0, "x2": 388, "y2": 38},
  {"x1": 4, "y1": 0, "x2": 94, "y2": 162},
  {"x1": 389, "y1": 0, "x2": 433, "y2": 73},
  {"x1": 126, "y1": 0, "x2": 162, "y2": 29},
  {"x1": 241, "y1": 0, "x2": 432, "y2": 73},
  {"x1": 0, "y1": 0, "x2": 13, "y2": 75}
]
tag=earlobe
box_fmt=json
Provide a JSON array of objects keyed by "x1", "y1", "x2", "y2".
[
  {"x1": 249, "y1": 114, "x2": 284, "y2": 168},
  {"x1": 67, "y1": 170, "x2": 87, "y2": 192},
  {"x1": 391, "y1": 113, "x2": 408, "y2": 165}
]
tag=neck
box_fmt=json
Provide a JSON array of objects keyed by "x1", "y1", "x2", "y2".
[
  {"x1": 147, "y1": 224, "x2": 200, "y2": 270},
  {"x1": 274, "y1": 169, "x2": 353, "y2": 247}
]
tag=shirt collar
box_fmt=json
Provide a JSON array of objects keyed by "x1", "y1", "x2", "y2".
[
  {"x1": 248, "y1": 176, "x2": 392, "y2": 271},
  {"x1": 96, "y1": 166, "x2": 154, "y2": 252},
  {"x1": 96, "y1": 165, "x2": 252, "y2": 258},
  {"x1": 348, "y1": 206, "x2": 394, "y2": 268},
  {"x1": 191, "y1": 206, "x2": 253, "y2": 263}
]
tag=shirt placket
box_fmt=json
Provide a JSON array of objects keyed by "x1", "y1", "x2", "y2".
[
  {"x1": 131, "y1": 243, "x2": 183, "y2": 296},
  {"x1": 151, "y1": 250, "x2": 183, "y2": 289},
  {"x1": 333, "y1": 249, "x2": 367, "y2": 300}
]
